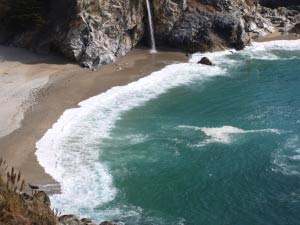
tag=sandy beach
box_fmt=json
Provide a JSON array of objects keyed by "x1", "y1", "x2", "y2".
[
  {"x1": 0, "y1": 45, "x2": 186, "y2": 189},
  {"x1": 254, "y1": 26, "x2": 300, "y2": 42}
]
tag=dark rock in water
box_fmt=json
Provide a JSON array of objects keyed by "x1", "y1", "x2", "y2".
[
  {"x1": 58, "y1": 214, "x2": 99, "y2": 225},
  {"x1": 58, "y1": 214, "x2": 97, "y2": 225},
  {"x1": 294, "y1": 23, "x2": 300, "y2": 34},
  {"x1": 198, "y1": 57, "x2": 213, "y2": 66},
  {"x1": 80, "y1": 218, "x2": 96, "y2": 225},
  {"x1": 100, "y1": 221, "x2": 119, "y2": 225},
  {"x1": 58, "y1": 215, "x2": 80, "y2": 225}
]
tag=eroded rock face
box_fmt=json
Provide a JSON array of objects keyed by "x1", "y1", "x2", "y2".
[
  {"x1": 0, "y1": 0, "x2": 144, "y2": 68},
  {"x1": 1, "y1": 0, "x2": 298, "y2": 68},
  {"x1": 152, "y1": 0, "x2": 253, "y2": 52},
  {"x1": 54, "y1": 0, "x2": 144, "y2": 68}
]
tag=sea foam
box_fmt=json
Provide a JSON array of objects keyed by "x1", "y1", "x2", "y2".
[
  {"x1": 200, "y1": 126, "x2": 280, "y2": 144},
  {"x1": 36, "y1": 61, "x2": 226, "y2": 219},
  {"x1": 178, "y1": 125, "x2": 280, "y2": 145}
]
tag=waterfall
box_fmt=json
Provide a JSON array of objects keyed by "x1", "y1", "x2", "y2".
[{"x1": 145, "y1": 0, "x2": 157, "y2": 53}]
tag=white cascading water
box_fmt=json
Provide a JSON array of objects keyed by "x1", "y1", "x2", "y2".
[{"x1": 145, "y1": 0, "x2": 157, "y2": 53}]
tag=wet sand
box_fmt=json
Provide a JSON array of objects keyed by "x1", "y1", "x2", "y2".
[{"x1": 0, "y1": 45, "x2": 186, "y2": 188}]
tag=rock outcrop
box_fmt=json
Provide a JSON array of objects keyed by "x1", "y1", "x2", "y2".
[
  {"x1": 54, "y1": 0, "x2": 144, "y2": 68},
  {"x1": 198, "y1": 57, "x2": 213, "y2": 66},
  {"x1": 0, "y1": 0, "x2": 299, "y2": 68},
  {"x1": 0, "y1": 0, "x2": 144, "y2": 68},
  {"x1": 152, "y1": 0, "x2": 253, "y2": 52},
  {"x1": 58, "y1": 215, "x2": 97, "y2": 225}
]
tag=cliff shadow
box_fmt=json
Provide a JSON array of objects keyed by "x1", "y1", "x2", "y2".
[{"x1": 0, "y1": 44, "x2": 76, "y2": 66}]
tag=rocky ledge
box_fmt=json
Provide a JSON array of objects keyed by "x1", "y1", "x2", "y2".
[{"x1": 0, "y1": 0, "x2": 299, "y2": 68}]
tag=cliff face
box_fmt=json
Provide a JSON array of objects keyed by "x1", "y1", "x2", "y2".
[
  {"x1": 258, "y1": 0, "x2": 300, "y2": 8},
  {"x1": 54, "y1": 0, "x2": 144, "y2": 68},
  {"x1": 0, "y1": 0, "x2": 144, "y2": 68},
  {"x1": 152, "y1": 0, "x2": 253, "y2": 52},
  {"x1": 0, "y1": 0, "x2": 298, "y2": 68}
]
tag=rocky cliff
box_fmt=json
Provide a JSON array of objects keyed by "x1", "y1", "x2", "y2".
[
  {"x1": 152, "y1": 0, "x2": 253, "y2": 52},
  {"x1": 258, "y1": 0, "x2": 300, "y2": 8},
  {"x1": 0, "y1": 0, "x2": 144, "y2": 68},
  {"x1": 0, "y1": 0, "x2": 299, "y2": 68},
  {"x1": 54, "y1": 0, "x2": 144, "y2": 68}
]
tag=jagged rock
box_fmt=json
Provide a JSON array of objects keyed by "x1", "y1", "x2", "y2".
[
  {"x1": 152, "y1": 0, "x2": 252, "y2": 52},
  {"x1": 56, "y1": 0, "x2": 144, "y2": 68},
  {"x1": 0, "y1": 0, "x2": 299, "y2": 68},
  {"x1": 198, "y1": 57, "x2": 213, "y2": 66},
  {"x1": 58, "y1": 215, "x2": 97, "y2": 225},
  {"x1": 81, "y1": 218, "x2": 97, "y2": 225},
  {"x1": 0, "y1": 0, "x2": 144, "y2": 69},
  {"x1": 59, "y1": 215, "x2": 81, "y2": 225}
]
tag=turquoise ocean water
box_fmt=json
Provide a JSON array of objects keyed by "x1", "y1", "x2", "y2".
[{"x1": 37, "y1": 40, "x2": 300, "y2": 224}]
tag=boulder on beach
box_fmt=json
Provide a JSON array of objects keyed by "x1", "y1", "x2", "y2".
[
  {"x1": 198, "y1": 57, "x2": 213, "y2": 66},
  {"x1": 294, "y1": 23, "x2": 300, "y2": 34}
]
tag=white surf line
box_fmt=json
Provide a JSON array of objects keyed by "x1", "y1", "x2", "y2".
[
  {"x1": 36, "y1": 62, "x2": 226, "y2": 217},
  {"x1": 36, "y1": 39, "x2": 300, "y2": 217}
]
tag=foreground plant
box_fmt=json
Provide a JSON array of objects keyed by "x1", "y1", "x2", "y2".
[{"x1": 0, "y1": 158, "x2": 57, "y2": 225}]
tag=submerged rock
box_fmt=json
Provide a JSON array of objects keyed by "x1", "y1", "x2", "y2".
[{"x1": 198, "y1": 57, "x2": 213, "y2": 66}]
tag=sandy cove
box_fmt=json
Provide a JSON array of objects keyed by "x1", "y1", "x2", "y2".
[
  {"x1": 0, "y1": 45, "x2": 186, "y2": 188},
  {"x1": 0, "y1": 32, "x2": 299, "y2": 190}
]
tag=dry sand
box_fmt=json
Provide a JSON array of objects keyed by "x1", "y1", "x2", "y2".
[{"x1": 0, "y1": 45, "x2": 186, "y2": 189}]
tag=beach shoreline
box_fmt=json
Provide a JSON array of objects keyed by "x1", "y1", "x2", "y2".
[
  {"x1": 0, "y1": 33, "x2": 299, "y2": 191},
  {"x1": 0, "y1": 45, "x2": 186, "y2": 189}
]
